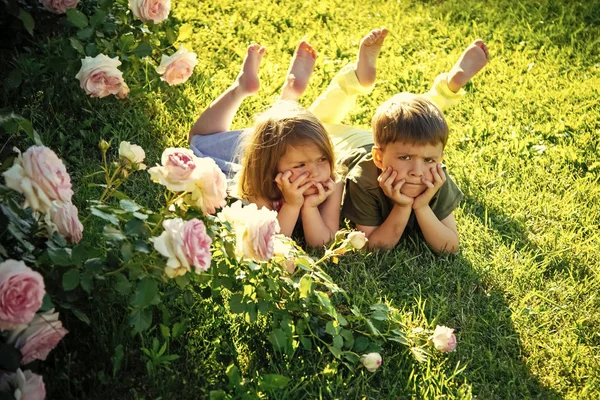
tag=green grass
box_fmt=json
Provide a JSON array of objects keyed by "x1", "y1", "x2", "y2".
[{"x1": 2, "y1": 0, "x2": 600, "y2": 398}]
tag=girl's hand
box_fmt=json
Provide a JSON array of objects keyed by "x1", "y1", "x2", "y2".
[
  {"x1": 275, "y1": 171, "x2": 313, "y2": 208},
  {"x1": 303, "y1": 178, "x2": 336, "y2": 208}
]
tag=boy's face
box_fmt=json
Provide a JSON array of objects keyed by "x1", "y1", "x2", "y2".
[{"x1": 372, "y1": 141, "x2": 445, "y2": 198}]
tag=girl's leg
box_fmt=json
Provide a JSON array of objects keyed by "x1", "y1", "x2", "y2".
[
  {"x1": 189, "y1": 44, "x2": 265, "y2": 141},
  {"x1": 309, "y1": 28, "x2": 388, "y2": 124},
  {"x1": 280, "y1": 40, "x2": 317, "y2": 101}
]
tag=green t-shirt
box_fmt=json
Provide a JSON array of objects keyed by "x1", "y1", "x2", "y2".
[{"x1": 340, "y1": 145, "x2": 463, "y2": 234}]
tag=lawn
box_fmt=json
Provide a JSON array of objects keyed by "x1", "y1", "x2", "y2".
[{"x1": 1, "y1": 0, "x2": 599, "y2": 398}]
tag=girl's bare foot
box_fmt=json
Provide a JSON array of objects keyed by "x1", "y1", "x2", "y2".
[
  {"x1": 447, "y1": 39, "x2": 489, "y2": 92},
  {"x1": 355, "y1": 28, "x2": 388, "y2": 87},
  {"x1": 236, "y1": 44, "x2": 266, "y2": 96},
  {"x1": 280, "y1": 40, "x2": 317, "y2": 101}
]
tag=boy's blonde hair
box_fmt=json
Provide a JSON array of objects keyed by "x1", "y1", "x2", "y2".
[
  {"x1": 239, "y1": 100, "x2": 336, "y2": 201},
  {"x1": 372, "y1": 93, "x2": 448, "y2": 149}
]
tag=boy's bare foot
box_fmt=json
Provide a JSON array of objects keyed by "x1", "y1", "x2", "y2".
[
  {"x1": 280, "y1": 40, "x2": 317, "y2": 101},
  {"x1": 447, "y1": 39, "x2": 489, "y2": 93},
  {"x1": 236, "y1": 44, "x2": 266, "y2": 96},
  {"x1": 355, "y1": 27, "x2": 388, "y2": 87}
]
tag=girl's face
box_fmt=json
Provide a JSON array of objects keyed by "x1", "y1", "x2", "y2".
[{"x1": 277, "y1": 143, "x2": 332, "y2": 195}]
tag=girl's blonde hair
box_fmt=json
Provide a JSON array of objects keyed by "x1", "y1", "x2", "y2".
[{"x1": 238, "y1": 100, "x2": 336, "y2": 202}]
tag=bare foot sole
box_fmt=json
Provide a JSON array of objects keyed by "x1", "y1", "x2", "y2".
[
  {"x1": 355, "y1": 27, "x2": 388, "y2": 87},
  {"x1": 447, "y1": 39, "x2": 489, "y2": 92},
  {"x1": 236, "y1": 44, "x2": 266, "y2": 96},
  {"x1": 280, "y1": 40, "x2": 317, "y2": 101}
]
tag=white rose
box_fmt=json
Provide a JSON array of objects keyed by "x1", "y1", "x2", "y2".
[
  {"x1": 360, "y1": 352, "x2": 382, "y2": 372},
  {"x1": 129, "y1": 0, "x2": 170, "y2": 23},
  {"x1": 151, "y1": 218, "x2": 190, "y2": 278},
  {"x1": 156, "y1": 46, "x2": 198, "y2": 86},
  {"x1": 119, "y1": 141, "x2": 146, "y2": 169},
  {"x1": 75, "y1": 54, "x2": 129, "y2": 99},
  {"x1": 430, "y1": 325, "x2": 457, "y2": 352},
  {"x1": 148, "y1": 148, "x2": 203, "y2": 192},
  {"x1": 348, "y1": 231, "x2": 367, "y2": 249},
  {"x1": 50, "y1": 201, "x2": 84, "y2": 243}
]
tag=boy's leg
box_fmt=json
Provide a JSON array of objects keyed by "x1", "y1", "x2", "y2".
[
  {"x1": 280, "y1": 41, "x2": 317, "y2": 101},
  {"x1": 309, "y1": 28, "x2": 388, "y2": 124},
  {"x1": 189, "y1": 44, "x2": 265, "y2": 141},
  {"x1": 424, "y1": 39, "x2": 489, "y2": 112}
]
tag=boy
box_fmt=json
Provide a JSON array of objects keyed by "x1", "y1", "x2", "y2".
[{"x1": 338, "y1": 40, "x2": 489, "y2": 252}]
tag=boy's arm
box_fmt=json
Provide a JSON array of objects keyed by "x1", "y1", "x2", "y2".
[
  {"x1": 301, "y1": 180, "x2": 344, "y2": 247},
  {"x1": 356, "y1": 203, "x2": 412, "y2": 249},
  {"x1": 413, "y1": 208, "x2": 459, "y2": 253}
]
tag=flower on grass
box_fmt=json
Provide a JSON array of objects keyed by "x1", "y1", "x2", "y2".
[
  {"x1": 3, "y1": 146, "x2": 73, "y2": 213},
  {"x1": 40, "y1": 0, "x2": 78, "y2": 14},
  {"x1": 118, "y1": 141, "x2": 146, "y2": 170},
  {"x1": 348, "y1": 231, "x2": 367, "y2": 250},
  {"x1": 218, "y1": 201, "x2": 280, "y2": 262},
  {"x1": 7, "y1": 309, "x2": 68, "y2": 365},
  {"x1": 0, "y1": 260, "x2": 45, "y2": 331},
  {"x1": 156, "y1": 46, "x2": 198, "y2": 86},
  {"x1": 0, "y1": 369, "x2": 46, "y2": 400},
  {"x1": 75, "y1": 54, "x2": 129, "y2": 99},
  {"x1": 152, "y1": 218, "x2": 212, "y2": 278},
  {"x1": 430, "y1": 325, "x2": 457, "y2": 352},
  {"x1": 129, "y1": 0, "x2": 170, "y2": 23},
  {"x1": 360, "y1": 352, "x2": 382, "y2": 372},
  {"x1": 50, "y1": 201, "x2": 84, "y2": 243}
]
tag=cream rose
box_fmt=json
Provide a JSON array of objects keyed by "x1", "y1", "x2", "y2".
[
  {"x1": 75, "y1": 54, "x2": 129, "y2": 99},
  {"x1": 8, "y1": 309, "x2": 69, "y2": 365},
  {"x1": 272, "y1": 235, "x2": 296, "y2": 274},
  {"x1": 118, "y1": 141, "x2": 146, "y2": 169},
  {"x1": 348, "y1": 231, "x2": 367, "y2": 250},
  {"x1": 3, "y1": 146, "x2": 73, "y2": 213},
  {"x1": 50, "y1": 201, "x2": 84, "y2": 243},
  {"x1": 360, "y1": 352, "x2": 382, "y2": 372},
  {"x1": 188, "y1": 158, "x2": 227, "y2": 214},
  {"x1": 156, "y1": 46, "x2": 198, "y2": 86},
  {"x1": 152, "y1": 218, "x2": 190, "y2": 278},
  {"x1": 430, "y1": 325, "x2": 457, "y2": 352},
  {"x1": 148, "y1": 148, "x2": 203, "y2": 192},
  {"x1": 129, "y1": 0, "x2": 170, "y2": 23},
  {"x1": 40, "y1": 0, "x2": 78, "y2": 13},
  {"x1": 0, "y1": 369, "x2": 46, "y2": 400},
  {"x1": 0, "y1": 260, "x2": 45, "y2": 330}
]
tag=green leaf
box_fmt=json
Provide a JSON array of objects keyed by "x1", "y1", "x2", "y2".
[
  {"x1": 353, "y1": 336, "x2": 370, "y2": 353},
  {"x1": 91, "y1": 207, "x2": 119, "y2": 225},
  {"x1": 62, "y1": 269, "x2": 80, "y2": 291},
  {"x1": 366, "y1": 319, "x2": 381, "y2": 336},
  {"x1": 226, "y1": 364, "x2": 241, "y2": 388},
  {"x1": 343, "y1": 352, "x2": 360, "y2": 364},
  {"x1": 69, "y1": 37, "x2": 85, "y2": 55},
  {"x1": 80, "y1": 271, "x2": 94, "y2": 294},
  {"x1": 369, "y1": 310, "x2": 388, "y2": 321},
  {"x1": 174, "y1": 274, "x2": 189, "y2": 289},
  {"x1": 112, "y1": 344, "x2": 124, "y2": 377},
  {"x1": 166, "y1": 27, "x2": 177, "y2": 44},
  {"x1": 228, "y1": 293, "x2": 245, "y2": 314},
  {"x1": 120, "y1": 199, "x2": 141, "y2": 212},
  {"x1": 18, "y1": 8, "x2": 34, "y2": 35},
  {"x1": 104, "y1": 225, "x2": 126, "y2": 241},
  {"x1": 325, "y1": 320, "x2": 339, "y2": 336},
  {"x1": 268, "y1": 328, "x2": 288, "y2": 351},
  {"x1": 115, "y1": 274, "x2": 132, "y2": 296},
  {"x1": 85, "y1": 43, "x2": 98, "y2": 57},
  {"x1": 66, "y1": 8, "x2": 89, "y2": 28},
  {"x1": 337, "y1": 314, "x2": 348, "y2": 326},
  {"x1": 130, "y1": 308, "x2": 152, "y2": 334},
  {"x1": 124, "y1": 218, "x2": 149, "y2": 237},
  {"x1": 300, "y1": 336, "x2": 312, "y2": 350},
  {"x1": 71, "y1": 307, "x2": 91, "y2": 325},
  {"x1": 259, "y1": 374, "x2": 290, "y2": 390},
  {"x1": 327, "y1": 345, "x2": 342, "y2": 359},
  {"x1": 333, "y1": 334, "x2": 344, "y2": 349},
  {"x1": 90, "y1": 10, "x2": 106, "y2": 27},
  {"x1": 131, "y1": 277, "x2": 159, "y2": 308},
  {"x1": 40, "y1": 294, "x2": 55, "y2": 312},
  {"x1": 299, "y1": 275, "x2": 312, "y2": 298},
  {"x1": 160, "y1": 323, "x2": 170, "y2": 339},
  {"x1": 4, "y1": 69, "x2": 22, "y2": 90},
  {"x1": 341, "y1": 329, "x2": 354, "y2": 349},
  {"x1": 133, "y1": 42, "x2": 152, "y2": 58},
  {"x1": 77, "y1": 27, "x2": 94, "y2": 40},
  {"x1": 120, "y1": 242, "x2": 133, "y2": 261},
  {"x1": 315, "y1": 291, "x2": 331, "y2": 308},
  {"x1": 48, "y1": 247, "x2": 72, "y2": 266},
  {"x1": 209, "y1": 390, "x2": 227, "y2": 400},
  {"x1": 172, "y1": 321, "x2": 186, "y2": 338}
]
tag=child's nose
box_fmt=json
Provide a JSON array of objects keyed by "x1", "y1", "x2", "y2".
[{"x1": 409, "y1": 162, "x2": 423, "y2": 177}]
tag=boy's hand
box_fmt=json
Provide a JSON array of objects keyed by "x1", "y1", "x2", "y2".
[
  {"x1": 378, "y1": 167, "x2": 414, "y2": 207},
  {"x1": 303, "y1": 178, "x2": 336, "y2": 208},
  {"x1": 413, "y1": 163, "x2": 446, "y2": 210},
  {"x1": 275, "y1": 171, "x2": 313, "y2": 208}
]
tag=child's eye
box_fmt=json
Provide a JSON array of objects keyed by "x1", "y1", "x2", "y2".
[
  {"x1": 318, "y1": 157, "x2": 328, "y2": 163},
  {"x1": 294, "y1": 164, "x2": 305, "y2": 169},
  {"x1": 425, "y1": 158, "x2": 435, "y2": 163},
  {"x1": 398, "y1": 155, "x2": 410, "y2": 160}
]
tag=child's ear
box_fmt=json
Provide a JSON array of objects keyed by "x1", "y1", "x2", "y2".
[
  {"x1": 372, "y1": 146, "x2": 384, "y2": 169},
  {"x1": 440, "y1": 151, "x2": 445, "y2": 163}
]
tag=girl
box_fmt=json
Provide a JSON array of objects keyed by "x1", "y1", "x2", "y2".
[{"x1": 189, "y1": 29, "x2": 388, "y2": 247}]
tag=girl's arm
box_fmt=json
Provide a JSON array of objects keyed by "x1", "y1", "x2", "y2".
[{"x1": 301, "y1": 180, "x2": 343, "y2": 247}]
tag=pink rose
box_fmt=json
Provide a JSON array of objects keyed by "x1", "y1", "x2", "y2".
[
  {"x1": 0, "y1": 260, "x2": 45, "y2": 330},
  {"x1": 129, "y1": 0, "x2": 170, "y2": 23},
  {"x1": 156, "y1": 46, "x2": 198, "y2": 86},
  {"x1": 50, "y1": 202, "x2": 84, "y2": 243},
  {"x1": 219, "y1": 202, "x2": 280, "y2": 262},
  {"x1": 0, "y1": 369, "x2": 46, "y2": 400},
  {"x1": 189, "y1": 158, "x2": 227, "y2": 214},
  {"x1": 39, "y1": 0, "x2": 78, "y2": 13},
  {"x1": 75, "y1": 54, "x2": 129, "y2": 99},
  {"x1": 152, "y1": 218, "x2": 190, "y2": 278},
  {"x1": 148, "y1": 148, "x2": 203, "y2": 192},
  {"x1": 430, "y1": 325, "x2": 457, "y2": 352},
  {"x1": 8, "y1": 309, "x2": 68, "y2": 365},
  {"x1": 182, "y1": 219, "x2": 212, "y2": 273},
  {"x1": 3, "y1": 146, "x2": 73, "y2": 213}
]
